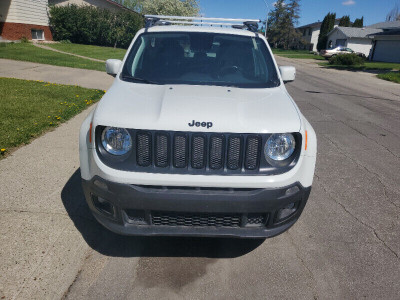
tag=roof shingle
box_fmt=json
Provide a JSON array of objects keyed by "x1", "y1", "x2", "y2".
[{"x1": 328, "y1": 26, "x2": 383, "y2": 38}]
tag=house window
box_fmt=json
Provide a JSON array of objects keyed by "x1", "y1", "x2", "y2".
[{"x1": 31, "y1": 29, "x2": 44, "y2": 40}]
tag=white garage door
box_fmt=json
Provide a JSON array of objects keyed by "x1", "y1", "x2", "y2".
[{"x1": 373, "y1": 40, "x2": 400, "y2": 63}]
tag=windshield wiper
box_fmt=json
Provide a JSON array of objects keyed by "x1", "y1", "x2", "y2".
[{"x1": 121, "y1": 75, "x2": 161, "y2": 85}]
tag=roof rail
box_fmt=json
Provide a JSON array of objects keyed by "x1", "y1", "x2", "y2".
[{"x1": 144, "y1": 15, "x2": 261, "y2": 32}]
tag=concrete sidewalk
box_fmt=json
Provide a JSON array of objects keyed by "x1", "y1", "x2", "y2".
[
  {"x1": 0, "y1": 59, "x2": 113, "y2": 90},
  {"x1": 0, "y1": 61, "x2": 112, "y2": 299},
  {"x1": 0, "y1": 108, "x2": 96, "y2": 299}
]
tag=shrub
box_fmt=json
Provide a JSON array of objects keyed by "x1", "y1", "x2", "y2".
[
  {"x1": 49, "y1": 5, "x2": 144, "y2": 49},
  {"x1": 329, "y1": 53, "x2": 365, "y2": 66},
  {"x1": 20, "y1": 36, "x2": 29, "y2": 43}
]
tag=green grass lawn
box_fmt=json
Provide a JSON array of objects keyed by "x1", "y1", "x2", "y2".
[
  {"x1": 319, "y1": 61, "x2": 400, "y2": 71},
  {"x1": 0, "y1": 77, "x2": 104, "y2": 157},
  {"x1": 319, "y1": 61, "x2": 400, "y2": 83},
  {"x1": 272, "y1": 49, "x2": 325, "y2": 60},
  {"x1": 0, "y1": 42, "x2": 105, "y2": 71},
  {"x1": 377, "y1": 72, "x2": 400, "y2": 83},
  {"x1": 318, "y1": 61, "x2": 400, "y2": 84},
  {"x1": 45, "y1": 43, "x2": 127, "y2": 61}
]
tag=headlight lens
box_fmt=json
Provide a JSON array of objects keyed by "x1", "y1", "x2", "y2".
[
  {"x1": 265, "y1": 133, "x2": 296, "y2": 161},
  {"x1": 101, "y1": 127, "x2": 132, "y2": 155}
]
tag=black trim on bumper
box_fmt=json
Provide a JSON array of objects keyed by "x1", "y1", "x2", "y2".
[{"x1": 82, "y1": 177, "x2": 311, "y2": 238}]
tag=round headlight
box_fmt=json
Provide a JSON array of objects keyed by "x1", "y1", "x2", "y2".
[
  {"x1": 101, "y1": 127, "x2": 132, "y2": 155},
  {"x1": 265, "y1": 133, "x2": 296, "y2": 161}
]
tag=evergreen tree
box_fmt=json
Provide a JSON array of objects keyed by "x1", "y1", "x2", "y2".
[
  {"x1": 267, "y1": 0, "x2": 303, "y2": 49},
  {"x1": 317, "y1": 12, "x2": 336, "y2": 51},
  {"x1": 352, "y1": 17, "x2": 364, "y2": 27},
  {"x1": 285, "y1": 0, "x2": 302, "y2": 49},
  {"x1": 267, "y1": 0, "x2": 289, "y2": 48},
  {"x1": 386, "y1": 4, "x2": 400, "y2": 21},
  {"x1": 339, "y1": 15, "x2": 351, "y2": 27}
]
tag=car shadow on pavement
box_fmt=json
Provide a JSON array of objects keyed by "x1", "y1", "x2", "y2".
[{"x1": 61, "y1": 169, "x2": 265, "y2": 258}]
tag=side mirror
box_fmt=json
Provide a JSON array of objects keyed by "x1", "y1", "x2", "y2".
[
  {"x1": 279, "y1": 66, "x2": 296, "y2": 83},
  {"x1": 105, "y1": 59, "x2": 122, "y2": 77}
]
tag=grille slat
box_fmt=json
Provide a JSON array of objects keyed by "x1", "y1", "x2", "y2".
[
  {"x1": 136, "y1": 132, "x2": 152, "y2": 166},
  {"x1": 155, "y1": 133, "x2": 168, "y2": 168},
  {"x1": 191, "y1": 135, "x2": 206, "y2": 169},
  {"x1": 227, "y1": 136, "x2": 242, "y2": 170},
  {"x1": 173, "y1": 134, "x2": 188, "y2": 168},
  {"x1": 245, "y1": 136, "x2": 261, "y2": 170},
  {"x1": 209, "y1": 135, "x2": 224, "y2": 170}
]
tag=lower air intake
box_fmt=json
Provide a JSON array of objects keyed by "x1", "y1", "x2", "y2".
[{"x1": 152, "y1": 212, "x2": 241, "y2": 228}]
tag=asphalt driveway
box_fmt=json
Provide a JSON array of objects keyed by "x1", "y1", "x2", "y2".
[{"x1": 0, "y1": 58, "x2": 399, "y2": 300}]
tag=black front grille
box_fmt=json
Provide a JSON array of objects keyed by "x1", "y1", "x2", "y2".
[
  {"x1": 133, "y1": 130, "x2": 263, "y2": 174},
  {"x1": 96, "y1": 126, "x2": 301, "y2": 175},
  {"x1": 152, "y1": 212, "x2": 241, "y2": 228}
]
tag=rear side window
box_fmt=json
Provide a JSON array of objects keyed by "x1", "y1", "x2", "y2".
[{"x1": 122, "y1": 32, "x2": 280, "y2": 88}]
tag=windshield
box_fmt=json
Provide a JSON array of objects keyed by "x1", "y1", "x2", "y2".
[{"x1": 121, "y1": 32, "x2": 280, "y2": 88}]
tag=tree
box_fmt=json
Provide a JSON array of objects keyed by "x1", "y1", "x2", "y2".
[
  {"x1": 386, "y1": 3, "x2": 400, "y2": 21},
  {"x1": 286, "y1": 0, "x2": 303, "y2": 49},
  {"x1": 267, "y1": 0, "x2": 288, "y2": 48},
  {"x1": 317, "y1": 12, "x2": 336, "y2": 51},
  {"x1": 267, "y1": 0, "x2": 304, "y2": 49},
  {"x1": 352, "y1": 17, "x2": 364, "y2": 27},
  {"x1": 111, "y1": 0, "x2": 139, "y2": 10},
  {"x1": 137, "y1": 0, "x2": 199, "y2": 16},
  {"x1": 339, "y1": 15, "x2": 351, "y2": 27}
]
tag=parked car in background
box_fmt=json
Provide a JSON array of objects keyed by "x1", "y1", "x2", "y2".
[{"x1": 320, "y1": 47, "x2": 366, "y2": 59}]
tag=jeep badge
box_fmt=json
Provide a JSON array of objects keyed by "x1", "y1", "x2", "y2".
[{"x1": 188, "y1": 120, "x2": 213, "y2": 129}]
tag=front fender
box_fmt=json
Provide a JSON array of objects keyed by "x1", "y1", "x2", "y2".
[{"x1": 79, "y1": 109, "x2": 95, "y2": 180}]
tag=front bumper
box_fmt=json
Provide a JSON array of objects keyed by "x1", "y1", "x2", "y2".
[{"x1": 82, "y1": 176, "x2": 311, "y2": 238}]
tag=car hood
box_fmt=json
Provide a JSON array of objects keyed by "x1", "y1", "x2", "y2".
[{"x1": 93, "y1": 80, "x2": 301, "y2": 134}]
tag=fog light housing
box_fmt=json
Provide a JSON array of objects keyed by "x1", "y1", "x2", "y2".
[
  {"x1": 275, "y1": 202, "x2": 298, "y2": 222},
  {"x1": 125, "y1": 210, "x2": 147, "y2": 225},
  {"x1": 94, "y1": 179, "x2": 108, "y2": 191},
  {"x1": 92, "y1": 195, "x2": 115, "y2": 217},
  {"x1": 285, "y1": 186, "x2": 300, "y2": 197}
]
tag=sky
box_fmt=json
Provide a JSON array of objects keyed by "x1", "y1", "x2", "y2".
[{"x1": 199, "y1": 0, "x2": 400, "y2": 27}]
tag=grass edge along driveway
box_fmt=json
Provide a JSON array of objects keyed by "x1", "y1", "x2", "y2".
[
  {"x1": 0, "y1": 77, "x2": 105, "y2": 158},
  {"x1": 45, "y1": 43, "x2": 127, "y2": 61},
  {"x1": 318, "y1": 61, "x2": 400, "y2": 84},
  {"x1": 0, "y1": 42, "x2": 105, "y2": 71}
]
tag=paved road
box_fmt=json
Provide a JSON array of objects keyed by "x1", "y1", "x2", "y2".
[
  {"x1": 65, "y1": 58, "x2": 400, "y2": 299},
  {"x1": 0, "y1": 58, "x2": 399, "y2": 299}
]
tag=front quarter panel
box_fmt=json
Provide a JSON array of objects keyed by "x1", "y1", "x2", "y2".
[{"x1": 79, "y1": 109, "x2": 95, "y2": 180}]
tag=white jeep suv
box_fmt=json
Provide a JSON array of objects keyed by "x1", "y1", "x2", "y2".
[{"x1": 79, "y1": 16, "x2": 317, "y2": 238}]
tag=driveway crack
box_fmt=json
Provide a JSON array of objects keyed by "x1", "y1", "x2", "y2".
[
  {"x1": 314, "y1": 174, "x2": 399, "y2": 260},
  {"x1": 286, "y1": 232, "x2": 319, "y2": 299},
  {"x1": 325, "y1": 136, "x2": 400, "y2": 209}
]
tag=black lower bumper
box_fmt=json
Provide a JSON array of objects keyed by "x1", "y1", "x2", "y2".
[{"x1": 81, "y1": 177, "x2": 311, "y2": 238}]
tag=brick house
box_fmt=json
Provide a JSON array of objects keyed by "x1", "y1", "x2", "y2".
[{"x1": 0, "y1": 0, "x2": 135, "y2": 41}]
